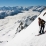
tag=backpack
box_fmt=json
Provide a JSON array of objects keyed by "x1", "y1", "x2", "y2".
[{"x1": 41, "y1": 19, "x2": 45, "y2": 25}]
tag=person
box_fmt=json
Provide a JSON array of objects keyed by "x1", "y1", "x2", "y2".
[{"x1": 38, "y1": 17, "x2": 45, "y2": 34}]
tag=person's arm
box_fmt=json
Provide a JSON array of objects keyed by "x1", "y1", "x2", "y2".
[{"x1": 38, "y1": 21, "x2": 40, "y2": 26}]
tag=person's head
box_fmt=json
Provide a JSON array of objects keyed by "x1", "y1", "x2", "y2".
[{"x1": 38, "y1": 17, "x2": 41, "y2": 20}]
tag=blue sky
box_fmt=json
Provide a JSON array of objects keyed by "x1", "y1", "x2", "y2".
[{"x1": 0, "y1": 0, "x2": 46, "y2": 7}]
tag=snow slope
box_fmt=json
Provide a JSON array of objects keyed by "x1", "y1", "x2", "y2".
[
  {"x1": 5, "y1": 10, "x2": 46, "y2": 46},
  {"x1": 0, "y1": 8, "x2": 40, "y2": 46}
]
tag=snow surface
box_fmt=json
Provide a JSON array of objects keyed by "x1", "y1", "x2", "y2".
[
  {"x1": 0, "y1": 8, "x2": 40, "y2": 46},
  {"x1": 5, "y1": 10, "x2": 46, "y2": 46}
]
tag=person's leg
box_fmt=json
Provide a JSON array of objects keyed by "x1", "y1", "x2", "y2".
[
  {"x1": 42, "y1": 25, "x2": 45, "y2": 33},
  {"x1": 39, "y1": 26, "x2": 42, "y2": 34}
]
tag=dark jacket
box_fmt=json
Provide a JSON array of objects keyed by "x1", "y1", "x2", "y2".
[{"x1": 38, "y1": 19, "x2": 45, "y2": 26}]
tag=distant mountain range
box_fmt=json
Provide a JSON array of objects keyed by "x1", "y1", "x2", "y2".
[
  {"x1": 0, "y1": 6, "x2": 46, "y2": 19},
  {"x1": 0, "y1": 6, "x2": 45, "y2": 11}
]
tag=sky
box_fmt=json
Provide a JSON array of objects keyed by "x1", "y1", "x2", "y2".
[{"x1": 0, "y1": 0, "x2": 46, "y2": 7}]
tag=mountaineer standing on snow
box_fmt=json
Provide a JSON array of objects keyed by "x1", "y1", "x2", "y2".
[{"x1": 38, "y1": 17, "x2": 45, "y2": 34}]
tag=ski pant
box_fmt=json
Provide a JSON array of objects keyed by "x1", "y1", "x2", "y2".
[{"x1": 39, "y1": 25, "x2": 45, "y2": 34}]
